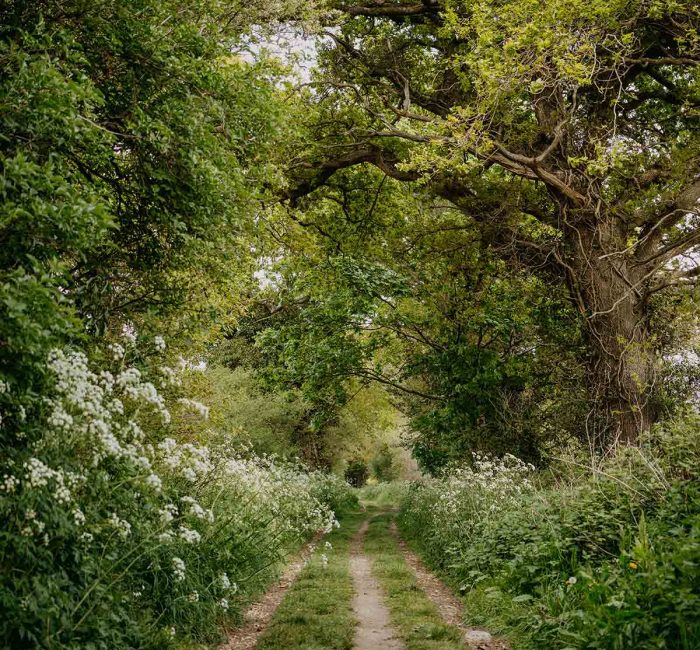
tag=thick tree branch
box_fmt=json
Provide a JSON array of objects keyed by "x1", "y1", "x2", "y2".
[
  {"x1": 284, "y1": 145, "x2": 418, "y2": 205},
  {"x1": 340, "y1": 0, "x2": 443, "y2": 22},
  {"x1": 350, "y1": 368, "x2": 444, "y2": 401}
]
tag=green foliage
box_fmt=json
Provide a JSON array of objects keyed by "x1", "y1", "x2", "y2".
[
  {"x1": 370, "y1": 444, "x2": 399, "y2": 483},
  {"x1": 251, "y1": 167, "x2": 585, "y2": 469},
  {"x1": 286, "y1": 0, "x2": 700, "y2": 449},
  {"x1": 398, "y1": 419, "x2": 700, "y2": 648},
  {"x1": 0, "y1": 0, "x2": 286, "y2": 371},
  {"x1": 174, "y1": 362, "x2": 312, "y2": 457}
]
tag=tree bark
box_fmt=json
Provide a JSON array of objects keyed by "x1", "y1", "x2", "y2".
[{"x1": 564, "y1": 211, "x2": 656, "y2": 449}]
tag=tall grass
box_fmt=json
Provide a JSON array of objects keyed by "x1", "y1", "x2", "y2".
[{"x1": 0, "y1": 339, "x2": 356, "y2": 649}]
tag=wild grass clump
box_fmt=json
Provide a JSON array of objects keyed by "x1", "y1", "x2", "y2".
[
  {"x1": 398, "y1": 423, "x2": 700, "y2": 649},
  {"x1": 0, "y1": 335, "x2": 350, "y2": 649},
  {"x1": 357, "y1": 481, "x2": 409, "y2": 507}
]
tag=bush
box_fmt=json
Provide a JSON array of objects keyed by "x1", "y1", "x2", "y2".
[
  {"x1": 398, "y1": 426, "x2": 700, "y2": 649},
  {"x1": 308, "y1": 471, "x2": 359, "y2": 514},
  {"x1": 344, "y1": 459, "x2": 369, "y2": 487},
  {"x1": 0, "y1": 337, "x2": 342, "y2": 649}
]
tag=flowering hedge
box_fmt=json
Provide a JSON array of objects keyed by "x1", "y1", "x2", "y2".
[
  {"x1": 0, "y1": 336, "x2": 354, "y2": 649},
  {"x1": 398, "y1": 434, "x2": 700, "y2": 648}
]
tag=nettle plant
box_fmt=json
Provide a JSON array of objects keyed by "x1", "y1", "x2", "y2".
[{"x1": 0, "y1": 333, "x2": 340, "y2": 649}]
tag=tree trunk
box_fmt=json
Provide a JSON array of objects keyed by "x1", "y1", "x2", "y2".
[{"x1": 564, "y1": 212, "x2": 657, "y2": 450}]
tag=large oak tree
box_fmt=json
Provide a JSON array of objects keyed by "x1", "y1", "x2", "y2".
[{"x1": 286, "y1": 0, "x2": 700, "y2": 448}]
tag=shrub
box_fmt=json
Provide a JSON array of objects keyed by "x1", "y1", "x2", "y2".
[
  {"x1": 308, "y1": 471, "x2": 359, "y2": 514},
  {"x1": 344, "y1": 459, "x2": 369, "y2": 487},
  {"x1": 370, "y1": 443, "x2": 399, "y2": 483},
  {"x1": 0, "y1": 336, "x2": 342, "y2": 649}
]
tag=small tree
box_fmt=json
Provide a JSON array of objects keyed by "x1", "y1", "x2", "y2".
[
  {"x1": 371, "y1": 444, "x2": 398, "y2": 483},
  {"x1": 345, "y1": 459, "x2": 369, "y2": 487}
]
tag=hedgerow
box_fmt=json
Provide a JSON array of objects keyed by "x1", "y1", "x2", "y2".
[
  {"x1": 399, "y1": 424, "x2": 700, "y2": 648},
  {"x1": 0, "y1": 333, "x2": 354, "y2": 649}
]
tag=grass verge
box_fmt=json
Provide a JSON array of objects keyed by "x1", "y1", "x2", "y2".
[
  {"x1": 255, "y1": 509, "x2": 364, "y2": 650},
  {"x1": 364, "y1": 512, "x2": 465, "y2": 650}
]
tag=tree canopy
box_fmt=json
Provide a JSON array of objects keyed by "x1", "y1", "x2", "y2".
[{"x1": 261, "y1": 0, "x2": 700, "y2": 459}]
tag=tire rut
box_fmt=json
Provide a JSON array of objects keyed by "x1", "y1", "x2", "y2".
[
  {"x1": 350, "y1": 518, "x2": 404, "y2": 650},
  {"x1": 219, "y1": 538, "x2": 318, "y2": 650},
  {"x1": 389, "y1": 520, "x2": 508, "y2": 650}
]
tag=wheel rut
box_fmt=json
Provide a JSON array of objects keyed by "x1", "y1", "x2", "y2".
[
  {"x1": 219, "y1": 538, "x2": 318, "y2": 650},
  {"x1": 350, "y1": 518, "x2": 404, "y2": 650}
]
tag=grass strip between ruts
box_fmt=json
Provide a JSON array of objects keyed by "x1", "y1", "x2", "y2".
[
  {"x1": 254, "y1": 509, "x2": 364, "y2": 650},
  {"x1": 364, "y1": 512, "x2": 466, "y2": 650}
]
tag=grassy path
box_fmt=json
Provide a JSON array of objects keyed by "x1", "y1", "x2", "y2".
[
  {"x1": 224, "y1": 506, "x2": 502, "y2": 650},
  {"x1": 220, "y1": 535, "x2": 325, "y2": 650},
  {"x1": 253, "y1": 510, "x2": 364, "y2": 650},
  {"x1": 364, "y1": 512, "x2": 467, "y2": 650},
  {"x1": 350, "y1": 518, "x2": 404, "y2": 650}
]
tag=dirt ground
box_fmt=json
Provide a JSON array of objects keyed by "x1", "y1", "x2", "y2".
[
  {"x1": 389, "y1": 520, "x2": 508, "y2": 650},
  {"x1": 219, "y1": 539, "x2": 318, "y2": 650}
]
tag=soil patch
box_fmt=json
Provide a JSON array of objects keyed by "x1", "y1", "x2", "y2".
[{"x1": 219, "y1": 539, "x2": 318, "y2": 650}]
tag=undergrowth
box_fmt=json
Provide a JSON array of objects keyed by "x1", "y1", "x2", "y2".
[
  {"x1": 0, "y1": 338, "x2": 356, "y2": 649},
  {"x1": 356, "y1": 482, "x2": 407, "y2": 508},
  {"x1": 398, "y1": 417, "x2": 700, "y2": 649}
]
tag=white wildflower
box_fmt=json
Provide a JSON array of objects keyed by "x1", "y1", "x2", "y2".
[
  {"x1": 107, "y1": 512, "x2": 131, "y2": 538},
  {"x1": 172, "y1": 557, "x2": 186, "y2": 581},
  {"x1": 121, "y1": 325, "x2": 137, "y2": 345},
  {"x1": 1, "y1": 474, "x2": 19, "y2": 493},
  {"x1": 159, "y1": 503, "x2": 178, "y2": 523},
  {"x1": 176, "y1": 398, "x2": 210, "y2": 420},
  {"x1": 108, "y1": 343, "x2": 125, "y2": 361},
  {"x1": 178, "y1": 526, "x2": 201, "y2": 544},
  {"x1": 145, "y1": 473, "x2": 162, "y2": 492}
]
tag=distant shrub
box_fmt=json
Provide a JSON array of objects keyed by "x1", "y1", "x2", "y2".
[
  {"x1": 345, "y1": 460, "x2": 369, "y2": 487},
  {"x1": 370, "y1": 444, "x2": 399, "y2": 483}
]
